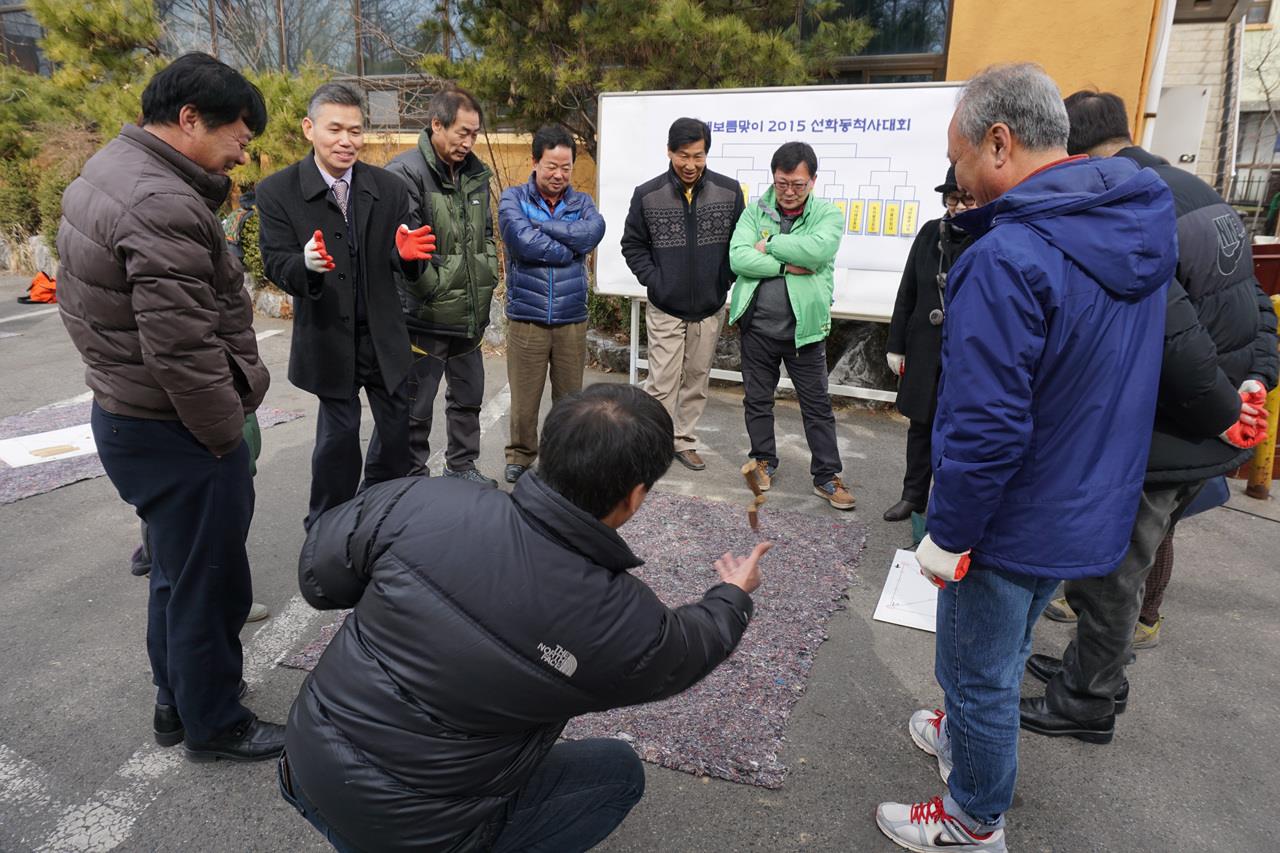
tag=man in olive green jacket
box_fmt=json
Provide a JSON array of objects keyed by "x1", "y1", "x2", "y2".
[
  {"x1": 386, "y1": 85, "x2": 500, "y2": 485},
  {"x1": 728, "y1": 141, "x2": 852, "y2": 510}
]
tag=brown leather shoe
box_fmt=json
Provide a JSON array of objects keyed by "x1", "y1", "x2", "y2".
[
  {"x1": 674, "y1": 449, "x2": 706, "y2": 471},
  {"x1": 814, "y1": 476, "x2": 855, "y2": 510},
  {"x1": 751, "y1": 459, "x2": 775, "y2": 492}
]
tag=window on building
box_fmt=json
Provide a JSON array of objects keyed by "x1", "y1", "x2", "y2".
[
  {"x1": 823, "y1": 0, "x2": 952, "y2": 84},
  {"x1": 1247, "y1": 1, "x2": 1273, "y2": 25}
]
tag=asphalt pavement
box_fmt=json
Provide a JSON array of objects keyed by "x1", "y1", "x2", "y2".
[{"x1": 0, "y1": 272, "x2": 1276, "y2": 852}]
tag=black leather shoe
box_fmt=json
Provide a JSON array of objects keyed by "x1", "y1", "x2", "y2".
[
  {"x1": 882, "y1": 499, "x2": 919, "y2": 522},
  {"x1": 1025, "y1": 654, "x2": 1129, "y2": 713},
  {"x1": 1018, "y1": 696, "x2": 1114, "y2": 744},
  {"x1": 184, "y1": 717, "x2": 286, "y2": 763},
  {"x1": 154, "y1": 680, "x2": 250, "y2": 747}
]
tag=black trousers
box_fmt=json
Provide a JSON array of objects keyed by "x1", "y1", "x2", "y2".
[
  {"x1": 902, "y1": 418, "x2": 933, "y2": 506},
  {"x1": 406, "y1": 331, "x2": 485, "y2": 474},
  {"x1": 308, "y1": 333, "x2": 411, "y2": 529},
  {"x1": 739, "y1": 325, "x2": 841, "y2": 486},
  {"x1": 92, "y1": 402, "x2": 255, "y2": 743},
  {"x1": 1047, "y1": 481, "x2": 1203, "y2": 720}
]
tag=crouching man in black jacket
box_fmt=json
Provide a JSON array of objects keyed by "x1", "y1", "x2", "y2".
[{"x1": 278, "y1": 383, "x2": 770, "y2": 852}]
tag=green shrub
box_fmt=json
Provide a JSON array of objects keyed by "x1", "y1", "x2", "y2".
[
  {"x1": 0, "y1": 158, "x2": 40, "y2": 236},
  {"x1": 587, "y1": 287, "x2": 644, "y2": 339},
  {"x1": 239, "y1": 211, "x2": 266, "y2": 283}
]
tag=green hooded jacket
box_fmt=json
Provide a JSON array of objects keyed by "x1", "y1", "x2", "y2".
[
  {"x1": 728, "y1": 188, "x2": 844, "y2": 349},
  {"x1": 385, "y1": 131, "x2": 499, "y2": 339}
]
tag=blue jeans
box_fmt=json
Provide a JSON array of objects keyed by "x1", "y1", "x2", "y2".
[
  {"x1": 279, "y1": 739, "x2": 644, "y2": 853},
  {"x1": 934, "y1": 563, "x2": 1059, "y2": 828}
]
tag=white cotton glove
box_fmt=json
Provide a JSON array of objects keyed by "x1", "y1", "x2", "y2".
[
  {"x1": 304, "y1": 229, "x2": 335, "y2": 273},
  {"x1": 915, "y1": 533, "x2": 971, "y2": 589},
  {"x1": 886, "y1": 352, "x2": 905, "y2": 377}
]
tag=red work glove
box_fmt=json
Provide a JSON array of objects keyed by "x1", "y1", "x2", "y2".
[
  {"x1": 1220, "y1": 380, "x2": 1269, "y2": 449},
  {"x1": 396, "y1": 224, "x2": 436, "y2": 261},
  {"x1": 915, "y1": 534, "x2": 971, "y2": 589},
  {"x1": 304, "y1": 230, "x2": 334, "y2": 272}
]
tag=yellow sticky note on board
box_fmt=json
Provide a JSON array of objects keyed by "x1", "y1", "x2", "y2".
[
  {"x1": 848, "y1": 200, "x2": 865, "y2": 234},
  {"x1": 884, "y1": 202, "x2": 901, "y2": 237},
  {"x1": 866, "y1": 200, "x2": 883, "y2": 235},
  {"x1": 902, "y1": 201, "x2": 920, "y2": 236}
]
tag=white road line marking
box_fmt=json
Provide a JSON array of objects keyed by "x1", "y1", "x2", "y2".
[
  {"x1": 0, "y1": 742, "x2": 61, "y2": 822},
  {"x1": 427, "y1": 383, "x2": 511, "y2": 474},
  {"x1": 32, "y1": 384, "x2": 513, "y2": 851},
  {"x1": 34, "y1": 598, "x2": 316, "y2": 853},
  {"x1": 255, "y1": 329, "x2": 282, "y2": 341},
  {"x1": 0, "y1": 306, "x2": 58, "y2": 325}
]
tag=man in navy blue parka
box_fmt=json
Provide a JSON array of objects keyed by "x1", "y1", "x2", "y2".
[
  {"x1": 499, "y1": 124, "x2": 606, "y2": 484},
  {"x1": 876, "y1": 64, "x2": 1177, "y2": 853}
]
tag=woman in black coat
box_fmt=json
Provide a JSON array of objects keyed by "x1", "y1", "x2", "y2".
[{"x1": 882, "y1": 167, "x2": 974, "y2": 522}]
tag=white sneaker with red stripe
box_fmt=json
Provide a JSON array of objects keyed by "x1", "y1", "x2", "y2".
[
  {"x1": 909, "y1": 708, "x2": 952, "y2": 783},
  {"x1": 875, "y1": 797, "x2": 1007, "y2": 852}
]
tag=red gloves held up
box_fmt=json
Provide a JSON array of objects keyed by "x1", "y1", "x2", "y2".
[{"x1": 396, "y1": 224, "x2": 436, "y2": 261}]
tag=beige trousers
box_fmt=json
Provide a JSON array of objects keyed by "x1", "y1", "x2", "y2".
[
  {"x1": 643, "y1": 303, "x2": 723, "y2": 452},
  {"x1": 505, "y1": 320, "x2": 588, "y2": 466}
]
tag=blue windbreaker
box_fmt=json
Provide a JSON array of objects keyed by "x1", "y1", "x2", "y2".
[
  {"x1": 927, "y1": 156, "x2": 1177, "y2": 579},
  {"x1": 498, "y1": 176, "x2": 606, "y2": 325}
]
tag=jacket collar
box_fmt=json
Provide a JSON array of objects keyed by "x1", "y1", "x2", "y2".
[
  {"x1": 418, "y1": 128, "x2": 490, "y2": 188},
  {"x1": 523, "y1": 173, "x2": 581, "y2": 212},
  {"x1": 1115, "y1": 145, "x2": 1167, "y2": 170},
  {"x1": 299, "y1": 155, "x2": 377, "y2": 203},
  {"x1": 120, "y1": 124, "x2": 230, "y2": 211},
  {"x1": 666, "y1": 164, "x2": 706, "y2": 197},
  {"x1": 511, "y1": 472, "x2": 644, "y2": 573}
]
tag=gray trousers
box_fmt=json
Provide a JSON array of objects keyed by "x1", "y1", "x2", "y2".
[
  {"x1": 406, "y1": 331, "x2": 485, "y2": 474},
  {"x1": 1046, "y1": 481, "x2": 1204, "y2": 720}
]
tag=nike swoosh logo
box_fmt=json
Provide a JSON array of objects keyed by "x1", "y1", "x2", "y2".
[{"x1": 933, "y1": 834, "x2": 978, "y2": 848}]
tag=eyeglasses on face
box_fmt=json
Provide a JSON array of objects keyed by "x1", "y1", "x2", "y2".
[{"x1": 773, "y1": 179, "x2": 810, "y2": 193}]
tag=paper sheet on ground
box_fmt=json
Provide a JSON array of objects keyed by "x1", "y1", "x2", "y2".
[
  {"x1": 873, "y1": 548, "x2": 938, "y2": 633},
  {"x1": 0, "y1": 423, "x2": 97, "y2": 467}
]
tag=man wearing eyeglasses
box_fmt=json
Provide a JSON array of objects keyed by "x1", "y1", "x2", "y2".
[{"x1": 727, "y1": 141, "x2": 852, "y2": 510}]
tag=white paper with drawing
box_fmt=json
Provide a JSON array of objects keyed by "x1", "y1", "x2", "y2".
[{"x1": 874, "y1": 548, "x2": 939, "y2": 633}]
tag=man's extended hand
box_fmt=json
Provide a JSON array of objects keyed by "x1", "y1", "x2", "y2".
[
  {"x1": 304, "y1": 230, "x2": 334, "y2": 272},
  {"x1": 714, "y1": 541, "x2": 772, "y2": 595},
  {"x1": 754, "y1": 238, "x2": 769, "y2": 253},
  {"x1": 784, "y1": 263, "x2": 814, "y2": 275},
  {"x1": 887, "y1": 352, "x2": 905, "y2": 376},
  {"x1": 916, "y1": 534, "x2": 971, "y2": 589},
  {"x1": 396, "y1": 224, "x2": 437, "y2": 261}
]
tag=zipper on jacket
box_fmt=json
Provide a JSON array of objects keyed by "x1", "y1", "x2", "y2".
[
  {"x1": 683, "y1": 182, "x2": 697, "y2": 313},
  {"x1": 546, "y1": 266, "x2": 555, "y2": 324}
]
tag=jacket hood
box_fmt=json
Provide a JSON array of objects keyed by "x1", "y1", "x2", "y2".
[
  {"x1": 953, "y1": 156, "x2": 1177, "y2": 301},
  {"x1": 511, "y1": 472, "x2": 643, "y2": 573}
]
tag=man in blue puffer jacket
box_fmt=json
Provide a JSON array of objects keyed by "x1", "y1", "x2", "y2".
[
  {"x1": 876, "y1": 64, "x2": 1176, "y2": 853},
  {"x1": 499, "y1": 125, "x2": 606, "y2": 483}
]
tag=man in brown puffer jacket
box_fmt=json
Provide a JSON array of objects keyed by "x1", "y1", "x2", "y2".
[{"x1": 57, "y1": 53, "x2": 285, "y2": 763}]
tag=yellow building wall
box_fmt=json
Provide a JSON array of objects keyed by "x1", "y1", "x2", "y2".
[{"x1": 946, "y1": 0, "x2": 1166, "y2": 140}]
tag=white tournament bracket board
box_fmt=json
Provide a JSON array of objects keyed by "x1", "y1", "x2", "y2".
[{"x1": 595, "y1": 83, "x2": 962, "y2": 322}]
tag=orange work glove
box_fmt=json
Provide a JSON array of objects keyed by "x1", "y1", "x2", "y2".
[
  {"x1": 304, "y1": 230, "x2": 335, "y2": 272},
  {"x1": 1220, "y1": 381, "x2": 1269, "y2": 449},
  {"x1": 396, "y1": 224, "x2": 437, "y2": 261}
]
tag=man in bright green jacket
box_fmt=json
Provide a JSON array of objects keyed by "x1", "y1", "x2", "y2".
[{"x1": 728, "y1": 141, "x2": 853, "y2": 510}]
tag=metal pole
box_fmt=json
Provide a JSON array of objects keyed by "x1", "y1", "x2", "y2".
[
  {"x1": 352, "y1": 0, "x2": 364, "y2": 77},
  {"x1": 207, "y1": 0, "x2": 218, "y2": 59},
  {"x1": 1246, "y1": 294, "x2": 1280, "y2": 500},
  {"x1": 276, "y1": 0, "x2": 287, "y2": 71},
  {"x1": 629, "y1": 298, "x2": 639, "y2": 386}
]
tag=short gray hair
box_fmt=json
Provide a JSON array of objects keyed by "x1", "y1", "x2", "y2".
[
  {"x1": 955, "y1": 63, "x2": 1069, "y2": 152},
  {"x1": 307, "y1": 82, "x2": 367, "y2": 123}
]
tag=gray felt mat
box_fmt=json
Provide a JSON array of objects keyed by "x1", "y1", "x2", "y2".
[
  {"x1": 280, "y1": 489, "x2": 866, "y2": 789},
  {"x1": 0, "y1": 401, "x2": 304, "y2": 505}
]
